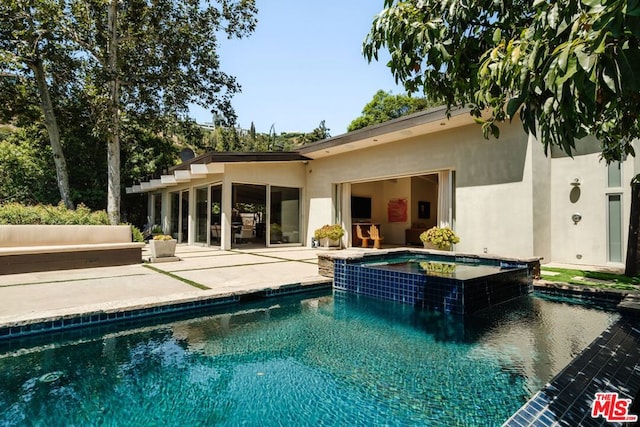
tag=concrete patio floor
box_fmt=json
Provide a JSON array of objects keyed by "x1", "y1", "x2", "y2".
[{"x1": 0, "y1": 244, "x2": 331, "y2": 327}]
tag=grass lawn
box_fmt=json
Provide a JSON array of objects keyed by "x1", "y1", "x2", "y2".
[{"x1": 540, "y1": 267, "x2": 640, "y2": 292}]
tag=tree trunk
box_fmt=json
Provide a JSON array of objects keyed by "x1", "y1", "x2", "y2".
[
  {"x1": 31, "y1": 59, "x2": 74, "y2": 209},
  {"x1": 625, "y1": 178, "x2": 640, "y2": 276},
  {"x1": 106, "y1": 0, "x2": 120, "y2": 225}
]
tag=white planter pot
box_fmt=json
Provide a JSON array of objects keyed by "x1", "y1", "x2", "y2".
[
  {"x1": 320, "y1": 237, "x2": 340, "y2": 248},
  {"x1": 150, "y1": 239, "x2": 177, "y2": 258},
  {"x1": 422, "y1": 241, "x2": 451, "y2": 251}
]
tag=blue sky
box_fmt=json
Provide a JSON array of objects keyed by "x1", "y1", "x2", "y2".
[{"x1": 189, "y1": 0, "x2": 403, "y2": 136}]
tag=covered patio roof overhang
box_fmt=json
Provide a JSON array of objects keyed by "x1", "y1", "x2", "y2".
[
  {"x1": 126, "y1": 152, "x2": 311, "y2": 194},
  {"x1": 297, "y1": 106, "x2": 476, "y2": 159}
]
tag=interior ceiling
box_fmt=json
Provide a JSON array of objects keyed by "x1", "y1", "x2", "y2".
[
  {"x1": 415, "y1": 174, "x2": 439, "y2": 184},
  {"x1": 233, "y1": 184, "x2": 266, "y2": 205}
]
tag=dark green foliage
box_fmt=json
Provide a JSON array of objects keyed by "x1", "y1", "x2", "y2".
[
  {"x1": 363, "y1": 0, "x2": 640, "y2": 163},
  {"x1": 347, "y1": 90, "x2": 437, "y2": 132},
  {"x1": 303, "y1": 120, "x2": 331, "y2": 143},
  {"x1": 0, "y1": 125, "x2": 58, "y2": 204},
  {"x1": 1, "y1": 0, "x2": 258, "y2": 221}
]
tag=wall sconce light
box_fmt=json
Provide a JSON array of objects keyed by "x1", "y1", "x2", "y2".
[
  {"x1": 572, "y1": 213, "x2": 582, "y2": 224},
  {"x1": 570, "y1": 177, "x2": 581, "y2": 186}
]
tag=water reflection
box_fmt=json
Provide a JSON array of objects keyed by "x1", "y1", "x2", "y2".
[{"x1": 0, "y1": 290, "x2": 620, "y2": 426}]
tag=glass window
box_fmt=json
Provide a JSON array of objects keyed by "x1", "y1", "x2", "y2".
[
  {"x1": 195, "y1": 187, "x2": 208, "y2": 244},
  {"x1": 608, "y1": 162, "x2": 622, "y2": 188},
  {"x1": 608, "y1": 194, "x2": 623, "y2": 263},
  {"x1": 270, "y1": 187, "x2": 301, "y2": 244},
  {"x1": 180, "y1": 190, "x2": 189, "y2": 243},
  {"x1": 152, "y1": 193, "x2": 162, "y2": 227},
  {"x1": 170, "y1": 192, "x2": 179, "y2": 239},
  {"x1": 210, "y1": 185, "x2": 222, "y2": 245}
]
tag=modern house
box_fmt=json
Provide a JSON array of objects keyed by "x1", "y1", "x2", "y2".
[{"x1": 127, "y1": 106, "x2": 637, "y2": 269}]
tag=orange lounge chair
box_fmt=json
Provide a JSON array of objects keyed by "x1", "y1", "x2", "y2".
[
  {"x1": 369, "y1": 225, "x2": 383, "y2": 249},
  {"x1": 356, "y1": 225, "x2": 370, "y2": 248}
]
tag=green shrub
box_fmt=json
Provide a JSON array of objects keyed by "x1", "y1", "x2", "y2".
[
  {"x1": 0, "y1": 202, "x2": 109, "y2": 225},
  {"x1": 130, "y1": 224, "x2": 144, "y2": 242}
]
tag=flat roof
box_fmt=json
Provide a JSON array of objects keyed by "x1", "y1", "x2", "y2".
[
  {"x1": 298, "y1": 106, "x2": 474, "y2": 159},
  {"x1": 170, "y1": 151, "x2": 310, "y2": 171}
]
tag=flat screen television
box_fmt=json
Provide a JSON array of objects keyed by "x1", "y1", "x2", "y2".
[{"x1": 351, "y1": 196, "x2": 372, "y2": 221}]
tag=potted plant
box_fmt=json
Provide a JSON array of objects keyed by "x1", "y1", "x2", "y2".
[
  {"x1": 314, "y1": 224, "x2": 344, "y2": 248},
  {"x1": 270, "y1": 223, "x2": 283, "y2": 243},
  {"x1": 149, "y1": 234, "x2": 177, "y2": 258},
  {"x1": 419, "y1": 226, "x2": 460, "y2": 250}
]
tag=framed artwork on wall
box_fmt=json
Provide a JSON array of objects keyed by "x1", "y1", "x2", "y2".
[
  {"x1": 388, "y1": 198, "x2": 407, "y2": 222},
  {"x1": 418, "y1": 201, "x2": 430, "y2": 219}
]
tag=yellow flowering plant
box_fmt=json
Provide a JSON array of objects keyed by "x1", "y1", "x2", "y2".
[
  {"x1": 152, "y1": 234, "x2": 174, "y2": 241},
  {"x1": 314, "y1": 224, "x2": 345, "y2": 241},
  {"x1": 419, "y1": 226, "x2": 460, "y2": 249}
]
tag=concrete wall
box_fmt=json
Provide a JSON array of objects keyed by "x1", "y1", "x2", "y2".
[{"x1": 530, "y1": 134, "x2": 552, "y2": 265}]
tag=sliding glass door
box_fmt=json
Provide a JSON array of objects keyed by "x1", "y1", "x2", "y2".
[
  {"x1": 211, "y1": 185, "x2": 222, "y2": 246},
  {"x1": 180, "y1": 190, "x2": 189, "y2": 243},
  {"x1": 169, "y1": 190, "x2": 190, "y2": 243},
  {"x1": 195, "y1": 187, "x2": 208, "y2": 244},
  {"x1": 270, "y1": 186, "x2": 301, "y2": 244}
]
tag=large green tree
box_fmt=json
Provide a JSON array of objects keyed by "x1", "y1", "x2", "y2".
[
  {"x1": 363, "y1": 0, "x2": 640, "y2": 163},
  {"x1": 364, "y1": 0, "x2": 640, "y2": 274},
  {"x1": 1, "y1": 0, "x2": 75, "y2": 208},
  {"x1": 62, "y1": 0, "x2": 257, "y2": 224},
  {"x1": 1, "y1": 0, "x2": 257, "y2": 224},
  {"x1": 348, "y1": 90, "x2": 436, "y2": 131}
]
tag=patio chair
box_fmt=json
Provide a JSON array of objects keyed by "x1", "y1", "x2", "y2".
[
  {"x1": 356, "y1": 225, "x2": 370, "y2": 248},
  {"x1": 369, "y1": 225, "x2": 384, "y2": 249},
  {"x1": 235, "y1": 225, "x2": 253, "y2": 243},
  {"x1": 210, "y1": 224, "x2": 220, "y2": 243}
]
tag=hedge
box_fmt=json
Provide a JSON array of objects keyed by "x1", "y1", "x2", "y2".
[{"x1": 0, "y1": 202, "x2": 109, "y2": 225}]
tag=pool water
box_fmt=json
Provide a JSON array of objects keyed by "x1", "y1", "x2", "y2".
[
  {"x1": 0, "y1": 291, "x2": 619, "y2": 426},
  {"x1": 366, "y1": 259, "x2": 507, "y2": 280}
]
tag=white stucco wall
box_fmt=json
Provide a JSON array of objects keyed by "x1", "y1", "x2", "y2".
[
  {"x1": 305, "y1": 122, "x2": 535, "y2": 255},
  {"x1": 548, "y1": 139, "x2": 634, "y2": 267}
]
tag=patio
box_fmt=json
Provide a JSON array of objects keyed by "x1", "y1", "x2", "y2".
[{"x1": 0, "y1": 245, "x2": 330, "y2": 328}]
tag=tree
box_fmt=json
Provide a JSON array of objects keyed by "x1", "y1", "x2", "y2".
[
  {"x1": 363, "y1": 1, "x2": 640, "y2": 274},
  {"x1": 348, "y1": 90, "x2": 437, "y2": 131},
  {"x1": 304, "y1": 120, "x2": 331, "y2": 143},
  {"x1": 0, "y1": 125, "x2": 57, "y2": 204},
  {"x1": 2, "y1": 0, "x2": 257, "y2": 224},
  {"x1": 61, "y1": 0, "x2": 257, "y2": 224},
  {"x1": 1, "y1": 1, "x2": 75, "y2": 208},
  {"x1": 363, "y1": 0, "x2": 640, "y2": 163}
]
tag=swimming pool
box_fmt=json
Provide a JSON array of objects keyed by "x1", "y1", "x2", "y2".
[{"x1": 0, "y1": 290, "x2": 618, "y2": 426}]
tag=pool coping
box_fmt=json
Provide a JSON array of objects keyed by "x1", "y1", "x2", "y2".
[
  {"x1": 0, "y1": 279, "x2": 332, "y2": 341},
  {"x1": 502, "y1": 282, "x2": 640, "y2": 426},
  {"x1": 503, "y1": 316, "x2": 640, "y2": 427}
]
